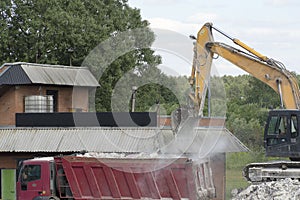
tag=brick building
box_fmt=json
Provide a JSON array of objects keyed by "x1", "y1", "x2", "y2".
[
  {"x1": 0, "y1": 62, "x2": 99, "y2": 126},
  {"x1": 0, "y1": 62, "x2": 99, "y2": 199}
]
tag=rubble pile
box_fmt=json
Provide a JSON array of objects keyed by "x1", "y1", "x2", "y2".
[{"x1": 231, "y1": 178, "x2": 300, "y2": 200}]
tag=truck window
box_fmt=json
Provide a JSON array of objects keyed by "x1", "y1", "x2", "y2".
[{"x1": 21, "y1": 165, "x2": 41, "y2": 182}]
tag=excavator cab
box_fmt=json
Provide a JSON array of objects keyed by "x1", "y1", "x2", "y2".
[{"x1": 265, "y1": 110, "x2": 300, "y2": 160}]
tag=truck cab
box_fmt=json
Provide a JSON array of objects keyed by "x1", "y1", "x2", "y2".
[{"x1": 17, "y1": 157, "x2": 55, "y2": 200}]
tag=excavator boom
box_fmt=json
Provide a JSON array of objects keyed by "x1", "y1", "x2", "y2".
[{"x1": 189, "y1": 23, "x2": 214, "y2": 116}]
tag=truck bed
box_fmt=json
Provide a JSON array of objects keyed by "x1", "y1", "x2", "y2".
[{"x1": 55, "y1": 156, "x2": 213, "y2": 200}]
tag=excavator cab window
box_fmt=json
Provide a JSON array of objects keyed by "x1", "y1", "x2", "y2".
[
  {"x1": 267, "y1": 116, "x2": 287, "y2": 135},
  {"x1": 266, "y1": 115, "x2": 288, "y2": 145},
  {"x1": 278, "y1": 116, "x2": 287, "y2": 136},
  {"x1": 291, "y1": 114, "x2": 298, "y2": 139},
  {"x1": 267, "y1": 116, "x2": 278, "y2": 135}
]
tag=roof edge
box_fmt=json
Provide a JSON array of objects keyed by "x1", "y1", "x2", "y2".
[{"x1": 1, "y1": 62, "x2": 90, "y2": 70}]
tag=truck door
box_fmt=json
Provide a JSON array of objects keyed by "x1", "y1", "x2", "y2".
[{"x1": 17, "y1": 164, "x2": 44, "y2": 200}]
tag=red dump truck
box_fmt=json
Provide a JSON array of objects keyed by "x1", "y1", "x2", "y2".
[{"x1": 16, "y1": 155, "x2": 215, "y2": 200}]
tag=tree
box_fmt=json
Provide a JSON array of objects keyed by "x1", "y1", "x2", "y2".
[
  {"x1": 222, "y1": 74, "x2": 251, "y2": 105},
  {"x1": 1, "y1": 0, "x2": 163, "y2": 112},
  {"x1": 1, "y1": 0, "x2": 154, "y2": 64},
  {"x1": 223, "y1": 74, "x2": 277, "y2": 148},
  {"x1": 244, "y1": 76, "x2": 280, "y2": 109},
  {"x1": 229, "y1": 117, "x2": 264, "y2": 147}
]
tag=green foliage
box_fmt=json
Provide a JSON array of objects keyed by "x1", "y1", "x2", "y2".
[
  {"x1": 223, "y1": 74, "x2": 281, "y2": 148},
  {"x1": 208, "y1": 76, "x2": 227, "y2": 117},
  {"x1": 223, "y1": 75, "x2": 250, "y2": 105},
  {"x1": 228, "y1": 118, "x2": 264, "y2": 147},
  {"x1": 0, "y1": 0, "x2": 150, "y2": 65},
  {"x1": 108, "y1": 62, "x2": 189, "y2": 114},
  {"x1": 244, "y1": 76, "x2": 280, "y2": 108}
]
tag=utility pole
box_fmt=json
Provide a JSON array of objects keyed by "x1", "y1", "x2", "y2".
[{"x1": 131, "y1": 86, "x2": 137, "y2": 112}]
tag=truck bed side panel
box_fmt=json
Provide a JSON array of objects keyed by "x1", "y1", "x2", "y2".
[{"x1": 56, "y1": 156, "x2": 197, "y2": 200}]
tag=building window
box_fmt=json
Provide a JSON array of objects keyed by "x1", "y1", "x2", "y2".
[{"x1": 46, "y1": 90, "x2": 58, "y2": 112}]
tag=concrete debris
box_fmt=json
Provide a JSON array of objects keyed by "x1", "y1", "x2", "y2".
[
  {"x1": 231, "y1": 178, "x2": 300, "y2": 200},
  {"x1": 82, "y1": 152, "x2": 164, "y2": 158}
]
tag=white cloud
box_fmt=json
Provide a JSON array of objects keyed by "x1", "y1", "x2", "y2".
[
  {"x1": 130, "y1": 0, "x2": 182, "y2": 6},
  {"x1": 213, "y1": 60, "x2": 247, "y2": 76},
  {"x1": 148, "y1": 18, "x2": 199, "y2": 35},
  {"x1": 186, "y1": 12, "x2": 219, "y2": 24},
  {"x1": 264, "y1": 0, "x2": 292, "y2": 6}
]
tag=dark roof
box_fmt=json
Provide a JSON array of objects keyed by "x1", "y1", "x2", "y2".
[{"x1": 0, "y1": 62, "x2": 99, "y2": 87}]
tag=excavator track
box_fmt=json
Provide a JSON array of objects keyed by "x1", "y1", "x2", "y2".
[{"x1": 243, "y1": 160, "x2": 300, "y2": 183}]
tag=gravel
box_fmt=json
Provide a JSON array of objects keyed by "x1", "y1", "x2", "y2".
[{"x1": 231, "y1": 178, "x2": 300, "y2": 200}]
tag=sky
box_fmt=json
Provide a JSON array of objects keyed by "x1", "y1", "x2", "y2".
[{"x1": 128, "y1": 0, "x2": 300, "y2": 76}]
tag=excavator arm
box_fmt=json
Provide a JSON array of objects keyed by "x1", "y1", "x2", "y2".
[
  {"x1": 206, "y1": 41, "x2": 300, "y2": 109},
  {"x1": 194, "y1": 23, "x2": 300, "y2": 110}
]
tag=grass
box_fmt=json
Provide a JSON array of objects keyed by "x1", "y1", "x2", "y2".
[
  {"x1": 225, "y1": 149, "x2": 268, "y2": 199},
  {"x1": 225, "y1": 166, "x2": 250, "y2": 199},
  {"x1": 225, "y1": 148, "x2": 288, "y2": 199}
]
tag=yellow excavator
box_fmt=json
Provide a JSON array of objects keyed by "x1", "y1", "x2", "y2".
[{"x1": 190, "y1": 22, "x2": 300, "y2": 183}]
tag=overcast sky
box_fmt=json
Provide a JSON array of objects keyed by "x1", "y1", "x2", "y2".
[{"x1": 128, "y1": 0, "x2": 300, "y2": 76}]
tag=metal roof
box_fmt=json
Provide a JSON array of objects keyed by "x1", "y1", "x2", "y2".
[
  {"x1": 0, "y1": 62, "x2": 99, "y2": 87},
  {"x1": 0, "y1": 127, "x2": 248, "y2": 154},
  {"x1": 0, "y1": 128, "x2": 160, "y2": 153}
]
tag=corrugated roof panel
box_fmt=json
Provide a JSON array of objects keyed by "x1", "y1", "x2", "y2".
[
  {"x1": 0, "y1": 128, "x2": 161, "y2": 153},
  {"x1": 56, "y1": 129, "x2": 86, "y2": 151},
  {"x1": 20, "y1": 63, "x2": 99, "y2": 87},
  {"x1": 0, "y1": 127, "x2": 247, "y2": 154},
  {"x1": 75, "y1": 128, "x2": 160, "y2": 153},
  {"x1": 0, "y1": 62, "x2": 99, "y2": 87}
]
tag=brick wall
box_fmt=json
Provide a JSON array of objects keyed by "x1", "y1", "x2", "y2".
[
  {"x1": 0, "y1": 85, "x2": 91, "y2": 125},
  {"x1": 58, "y1": 86, "x2": 89, "y2": 112},
  {"x1": 0, "y1": 87, "x2": 16, "y2": 125}
]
